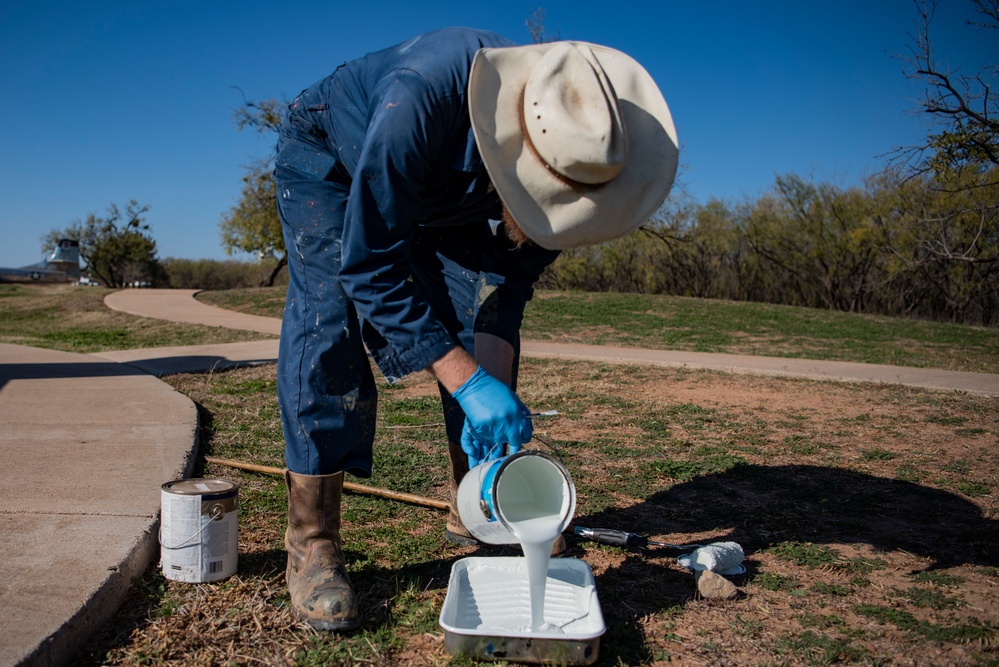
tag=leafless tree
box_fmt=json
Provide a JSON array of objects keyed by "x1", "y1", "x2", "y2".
[
  {"x1": 893, "y1": 0, "x2": 998, "y2": 182},
  {"x1": 526, "y1": 7, "x2": 559, "y2": 44}
]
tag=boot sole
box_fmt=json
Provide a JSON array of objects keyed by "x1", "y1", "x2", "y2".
[
  {"x1": 307, "y1": 618, "x2": 361, "y2": 632},
  {"x1": 294, "y1": 609, "x2": 361, "y2": 632}
]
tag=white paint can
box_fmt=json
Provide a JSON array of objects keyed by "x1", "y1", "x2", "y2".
[
  {"x1": 160, "y1": 478, "x2": 238, "y2": 583},
  {"x1": 455, "y1": 450, "x2": 576, "y2": 545}
]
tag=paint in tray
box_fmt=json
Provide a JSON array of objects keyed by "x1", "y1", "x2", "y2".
[{"x1": 439, "y1": 556, "x2": 605, "y2": 665}]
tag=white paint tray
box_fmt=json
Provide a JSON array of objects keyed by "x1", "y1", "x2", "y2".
[{"x1": 439, "y1": 557, "x2": 605, "y2": 665}]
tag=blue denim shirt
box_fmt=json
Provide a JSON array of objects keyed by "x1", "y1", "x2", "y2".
[{"x1": 288, "y1": 28, "x2": 560, "y2": 379}]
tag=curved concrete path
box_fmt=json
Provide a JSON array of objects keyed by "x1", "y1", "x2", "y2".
[
  {"x1": 3, "y1": 289, "x2": 996, "y2": 667},
  {"x1": 104, "y1": 289, "x2": 999, "y2": 395},
  {"x1": 105, "y1": 289, "x2": 281, "y2": 336}
]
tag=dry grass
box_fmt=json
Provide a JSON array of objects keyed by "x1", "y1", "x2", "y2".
[
  {"x1": 77, "y1": 358, "x2": 999, "y2": 666},
  {"x1": 0, "y1": 284, "x2": 272, "y2": 352}
]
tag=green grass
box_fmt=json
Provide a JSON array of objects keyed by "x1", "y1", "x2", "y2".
[
  {"x1": 754, "y1": 572, "x2": 802, "y2": 592},
  {"x1": 854, "y1": 604, "x2": 995, "y2": 644},
  {"x1": 198, "y1": 287, "x2": 999, "y2": 373},
  {"x1": 902, "y1": 586, "x2": 959, "y2": 610},
  {"x1": 649, "y1": 452, "x2": 747, "y2": 483},
  {"x1": 8, "y1": 282, "x2": 998, "y2": 666},
  {"x1": 953, "y1": 481, "x2": 993, "y2": 497},
  {"x1": 521, "y1": 291, "x2": 999, "y2": 372},
  {"x1": 811, "y1": 582, "x2": 852, "y2": 596},
  {"x1": 769, "y1": 541, "x2": 840, "y2": 568},
  {"x1": 774, "y1": 630, "x2": 869, "y2": 665},
  {"x1": 766, "y1": 542, "x2": 890, "y2": 577},
  {"x1": 860, "y1": 448, "x2": 898, "y2": 461},
  {"x1": 195, "y1": 286, "x2": 287, "y2": 317},
  {"x1": 896, "y1": 464, "x2": 927, "y2": 483},
  {"x1": 842, "y1": 557, "x2": 888, "y2": 575},
  {"x1": 910, "y1": 571, "x2": 966, "y2": 587}
]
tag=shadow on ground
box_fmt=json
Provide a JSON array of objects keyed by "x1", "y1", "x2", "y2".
[
  {"x1": 76, "y1": 464, "x2": 999, "y2": 666},
  {"x1": 575, "y1": 464, "x2": 998, "y2": 569},
  {"x1": 567, "y1": 464, "x2": 999, "y2": 664},
  {"x1": 354, "y1": 465, "x2": 998, "y2": 664},
  {"x1": 0, "y1": 360, "x2": 146, "y2": 390}
]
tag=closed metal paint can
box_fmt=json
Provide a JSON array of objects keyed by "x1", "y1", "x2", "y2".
[
  {"x1": 455, "y1": 450, "x2": 576, "y2": 545},
  {"x1": 160, "y1": 478, "x2": 238, "y2": 583}
]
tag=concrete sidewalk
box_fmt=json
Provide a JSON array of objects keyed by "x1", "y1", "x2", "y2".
[
  {"x1": 105, "y1": 289, "x2": 999, "y2": 395},
  {"x1": 522, "y1": 342, "x2": 999, "y2": 396},
  {"x1": 2, "y1": 288, "x2": 996, "y2": 667},
  {"x1": 0, "y1": 344, "x2": 198, "y2": 667},
  {"x1": 104, "y1": 288, "x2": 281, "y2": 335}
]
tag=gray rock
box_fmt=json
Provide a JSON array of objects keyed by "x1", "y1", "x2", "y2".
[{"x1": 696, "y1": 569, "x2": 740, "y2": 600}]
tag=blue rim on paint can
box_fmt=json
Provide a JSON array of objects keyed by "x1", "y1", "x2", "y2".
[
  {"x1": 478, "y1": 450, "x2": 572, "y2": 524},
  {"x1": 479, "y1": 457, "x2": 507, "y2": 522}
]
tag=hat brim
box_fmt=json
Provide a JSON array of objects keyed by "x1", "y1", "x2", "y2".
[{"x1": 469, "y1": 42, "x2": 679, "y2": 250}]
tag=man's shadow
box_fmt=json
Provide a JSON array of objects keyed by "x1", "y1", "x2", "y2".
[
  {"x1": 573, "y1": 463, "x2": 998, "y2": 569},
  {"x1": 563, "y1": 463, "x2": 999, "y2": 661}
]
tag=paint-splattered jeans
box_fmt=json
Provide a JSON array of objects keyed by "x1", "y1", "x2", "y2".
[{"x1": 275, "y1": 147, "x2": 501, "y2": 477}]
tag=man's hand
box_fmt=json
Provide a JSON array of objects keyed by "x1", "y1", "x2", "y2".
[
  {"x1": 459, "y1": 419, "x2": 491, "y2": 468},
  {"x1": 428, "y1": 337, "x2": 528, "y2": 467},
  {"x1": 451, "y1": 366, "x2": 532, "y2": 466}
]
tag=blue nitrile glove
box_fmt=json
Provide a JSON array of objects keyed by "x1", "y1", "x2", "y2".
[
  {"x1": 452, "y1": 366, "x2": 532, "y2": 468},
  {"x1": 459, "y1": 417, "x2": 522, "y2": 468},
  {"x1": 459, "y1": 419, "x2": 492, "y2": 468}
]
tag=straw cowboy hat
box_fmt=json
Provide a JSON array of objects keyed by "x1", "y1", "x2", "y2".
[{"x1": 469, "y1": 40, "x2": 679, "y2": 250}]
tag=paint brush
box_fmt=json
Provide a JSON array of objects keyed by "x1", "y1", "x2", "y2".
[{"x1": 572, "y1": 526, "x2": 705, "y2": 550}]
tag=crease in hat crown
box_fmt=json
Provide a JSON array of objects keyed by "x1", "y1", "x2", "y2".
[{"x1": 523, "y1": 42, "x2": 628, "y2": 186}]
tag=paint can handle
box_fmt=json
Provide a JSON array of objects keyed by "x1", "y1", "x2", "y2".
[{"x1": 159, "y1": 504, "x2": 225, "y2": 550}]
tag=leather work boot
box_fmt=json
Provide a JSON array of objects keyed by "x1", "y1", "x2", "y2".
[
  {"x1": 445, "y1": 440, "x2": 567, "y2": 555},
  {"x1": 285, "y1": 470, "x2": 360, "y2": 631},
  {"x1": 445, "y1": 440, "x2": 479, "y2": 546}
]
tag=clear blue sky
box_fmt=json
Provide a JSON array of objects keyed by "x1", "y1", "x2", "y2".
[{"x1": 0, "y1": 0, "x2": 993, "y2": 267}]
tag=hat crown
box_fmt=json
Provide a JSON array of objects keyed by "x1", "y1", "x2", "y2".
[
  {"x1": 522, "y1": 42, "x2": 627, "y2": 185},
  {"x1": 468, "y1": 39, "x2": 678, "y2": 249}
]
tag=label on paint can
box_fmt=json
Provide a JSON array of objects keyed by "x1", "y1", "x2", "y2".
[{"x1": 160, "y1": 478, "x2": 238, "y2": 583}]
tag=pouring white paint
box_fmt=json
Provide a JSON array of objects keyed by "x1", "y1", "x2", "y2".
[
  {"x1": 492, "y1": 455, "x2": 574, "y2": 631},
  {"x1": 508, "y1": 514, "x2": 563, "y2": 631},
  {"x1": 455, "y1": 451, "x2": 577, "y2": 631}
]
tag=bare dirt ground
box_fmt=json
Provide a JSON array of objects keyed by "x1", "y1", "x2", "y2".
[
  {"x1": 81, "y1": 360, "x2": 998, "y2": 666},
  {"x1": 538, "y1": 366, "x2": 998, "y2": 666}
]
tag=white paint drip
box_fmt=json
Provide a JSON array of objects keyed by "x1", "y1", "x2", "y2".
[{"x1": 508, "y1": 514, "x2": 564, "y2": 632}]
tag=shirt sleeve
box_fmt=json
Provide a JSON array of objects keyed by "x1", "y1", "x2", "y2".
[{"x1": 338, "y1": 69, "x2": 460, "y2": 379}]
